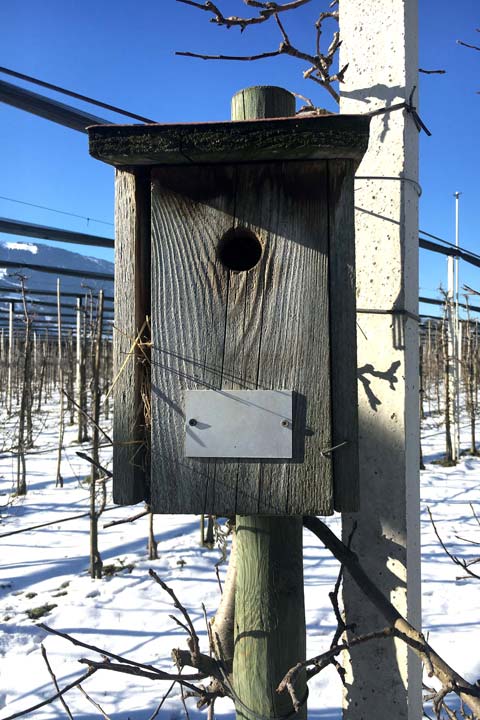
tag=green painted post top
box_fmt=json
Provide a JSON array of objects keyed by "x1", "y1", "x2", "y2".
[
  {"x1": 88, "y1": 113, "x2": 370, "y2": 169},
  {"x1": 231, "y1": 85, "x2": 296, "y2": 120}
]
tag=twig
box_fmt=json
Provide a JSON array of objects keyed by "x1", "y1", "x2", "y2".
[
  {"x1": 470, "y1": 503, "x2": 480, "y2": 527},
  {"x1": 454, "y1": 534, "x2": 480, "y2": 547},
  {"x1": 1, "y1": 667, "x2": 96, "y2": 720},
  {"x1": 176, "y1": 49, "x2": 281, "y2": 61},
  {"x1": 62, "y1": 389, "x2": 113, "y2": 445},
  {"x1": 176, "y1": 0, "x2": 343, "y2": 102},
  {"x1": 428, "y1": 507, "x2": 480, "y2": 581},
  {"x1": 457, "y1": 40, "x2": 480, "y2": 51},
  {"x1": 324, "y1": 525, "x2": 356, "y2": 687},
  {"x1": 149, "y1": 569, "x2": 201, "y2": 661},
  {"x1": 103, "y1": 508, "x2": 149, "y2": 529},
  {"x1": 77, "y1": 684, "x2": 111, "y2": 719},
  {"x1": 177, "y1": 0, "x2": 313, "y2": 29},
  {"x1": 38, "y1": 623, "x2": 203, "y2": 682},
  {"x1": 78, "y1": 658, "x2": 204, "y2": 692},
  {"x1": 419, "y1": 68, "x2": 446, "y2": 74},
  {"x1": 76, "y1": 451, "x2": 113, "y2": 479},
  {"x1": 302, "y1": 68, "x2": 340, "y2": 102},
  {"x1": 40, "y1": 644, "x2": 74, "y2": 720},
  {"x1": 148, "y1": 680, "x2": 176, "y2": 720},
  {"x1": 274, "y1": 12, "x2": 290, "y2": 45},
  {"x1": 0, "y1": 505, "x2": 121, "y2": 539},
  {"x1": 215, "y1": 564, "x2": 223, "y2": 594},
  {"x1": 424, "y1": 683, "x2": 459, "y2": 720},
  {"x1": 179, "y1": 670, "x2": 192, "y2": 720},
  {"x1": 202, "y1": 602, "x2": 215, "y2": 656},
  {"x1": 207, "y1": 697, "x2": 216, "y2": 720},
  {"x1": 433, "y1": 682, "x2": 456, "y2": 716},
  {"x1": 0, "y1": 511, "x2": 89, "y2": 538},
  {"x1": 292, "y1": 91, "x2": 315, "y2": 109},
  {"x1": 169, "y1": 614, "x2": 192, "y2": 636}
]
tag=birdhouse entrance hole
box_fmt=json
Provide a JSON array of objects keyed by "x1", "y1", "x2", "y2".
[{"x1": 217, "y1": 227, "x2": 262, "y2": 272}]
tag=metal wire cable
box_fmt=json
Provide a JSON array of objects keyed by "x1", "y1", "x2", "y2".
[
  {"x1": 0, "y1": 65, "x2": 156, "y2": 124},
  {"x1": 0, "y1": 195, "x2": 113, "y2": 227}
]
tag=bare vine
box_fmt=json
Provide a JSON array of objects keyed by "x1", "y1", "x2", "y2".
[
  {"x1": 6, "y1": 518, "x2": 479, "y2": 720},
  {"x1": 176, "y1": 0, "x2": 345, "y2": 103}
]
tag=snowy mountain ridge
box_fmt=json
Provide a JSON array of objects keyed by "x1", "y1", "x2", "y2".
[{"x1": 0, "y1": 236, "x2": 114, "y2": 299}]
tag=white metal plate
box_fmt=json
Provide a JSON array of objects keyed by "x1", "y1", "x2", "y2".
[{"x1": 184, "y1": 390, "x2": 292, "y2": 459}]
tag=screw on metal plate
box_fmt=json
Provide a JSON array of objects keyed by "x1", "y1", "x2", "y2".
[
  {"x1": 281, "y1": 419, "x2": 290, "y2": 428},
  {"x1": 188, "y1": 418, "x2": 198, "y2": 427}
]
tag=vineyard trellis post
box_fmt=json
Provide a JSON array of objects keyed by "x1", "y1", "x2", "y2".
[
  {"x1": 55, "y1": 277, "x2": 64, "y2": 487},
  {"x1": 447, "y1": 252, "x2": 460, "y2": 461},
  {"x1": 7, "y1": 299, "x2": 13, "y2": 414}
]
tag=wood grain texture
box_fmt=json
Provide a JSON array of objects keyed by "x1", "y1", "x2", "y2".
[
  {"x1": 233, "y1": 516, "x2": 306, "y2": 720},
  {"x1": 113, "y1": 169, "x2": 150, "y2": 505},
  {"x1": 88, "y1": 115, "x2": 370, "y2": 168},
  {"x1": 231, "y1": 86, "x2": 295, "y2": 122},
  {"x1": 328, "y1": 160, "x2": 360, "y2": 512},
  {"x1": 150, "y1": 165, "x2": 233, "y2": 514},
  {"x1": 150, "y1": 161, "x2": 333, "y2": 515}
]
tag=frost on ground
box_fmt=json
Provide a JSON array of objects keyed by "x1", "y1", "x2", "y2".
[{"x1": 0, "y1": 403, "x2": 479, "y2": 719}]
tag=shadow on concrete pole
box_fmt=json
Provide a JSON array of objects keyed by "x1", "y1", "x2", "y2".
[{"x1": 339, "y1": 1, "x2": 422, "y2": 718}]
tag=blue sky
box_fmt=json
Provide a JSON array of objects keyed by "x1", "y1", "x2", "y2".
[{"x1": 1, "y1": 0, "x2": 479, "y2": 317}]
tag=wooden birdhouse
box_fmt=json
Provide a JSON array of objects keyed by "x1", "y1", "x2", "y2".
[{"x1": 89, "y1": 90, "x2": 369, "y2": 516}]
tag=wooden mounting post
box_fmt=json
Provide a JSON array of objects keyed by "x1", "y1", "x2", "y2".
[{"x1": 231, "y1": 86, "x2": 307, "y2": 720}]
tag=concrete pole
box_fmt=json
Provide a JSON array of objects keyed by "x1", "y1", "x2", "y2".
[
  {"x1": 454, "y1": 192, "x2": 461, "y2": 455},
  {"x1": 76, "y1": 296, "x2": 83, "y2": 441},
  {"x1": 7, "y1": 301, "x2": 14, "y2": 415},
  {"x1": 447, "y1": 255, "x2": 459, "y2": 461},
  {"x1": 339, "y1": 2, "x2": 422, "y2": 718}
]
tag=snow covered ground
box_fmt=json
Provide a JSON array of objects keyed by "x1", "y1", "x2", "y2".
[{"x1": 0, "y1": 402, "x2": 479, "y2": 719}]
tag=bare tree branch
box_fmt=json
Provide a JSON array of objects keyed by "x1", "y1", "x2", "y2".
[
  {"x1": 148, "y1": 680, "x2": 177, "y2": 720},
  {"x1": 278, "y1": 628, "x2": 397, "y2": 710},
  {"x1": 457, "y1": 40, "x2": 480, "y2": 52},
  {"x1": 38, "y1": 623, "x2": 204, "y2": 682},
  {"x1": 428, "y1": 507, "x2": 480, "y2": 581},
  {"x1": 301, "y1": 516, "x2": 480, "y2": 718},
  {"x1": 77, "y1": 658, "x2": 201, "y2": 688},
  {"x1": 176, "y1": 49, "x2": 281, "y2": 62},
  {"x1": 176, "y1": 0, "x2": 343, "y2": 103},
  {"x1": 40, "y1": 644, "x2": 74, "y2": 720},
  {"x1": 77, "y1": 684, "x2": 111, "y2": 719},
  {"x1": 76, "y1": 451, "x2": 113, "y2": 480},
  {"x1": 1, "y1": 668, "x2": 96, "y2": 720},
  {"x1": 103, "y1": 508, "x2": 149, "y2": 529},
  {"x1": 149, "y1": 569, "x2": 201, "y2": 662},
  {"x1": 176, "y1": 0, "x2": 313, "y2": 30},
  {"x1": 62, "y1": 389, "x2": 113, "y2": 445}
]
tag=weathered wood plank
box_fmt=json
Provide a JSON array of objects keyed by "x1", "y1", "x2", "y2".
[
  {"x1": 113, "y1": 169, "x2": 150, "y2": 505},
  {"x1": 328, "y1": 160, "x2": 360, "y2": 511},
  {"x1": 150, "y1": 161, "x2": 333, "y2": 515},
  {"x1": 88, "y1": 115, "x2": 370, "y2": 168},
  {"x1": 249, "y1": 161, "x2": 332, "y2": 514},
  {"x1": 150, "y1": 165, "x2": 234, "y2": 514}
]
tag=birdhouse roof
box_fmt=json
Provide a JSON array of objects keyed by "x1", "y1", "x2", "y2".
[{"x1": 88, "y1": 114, "x2": 370, "y2": 168}]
